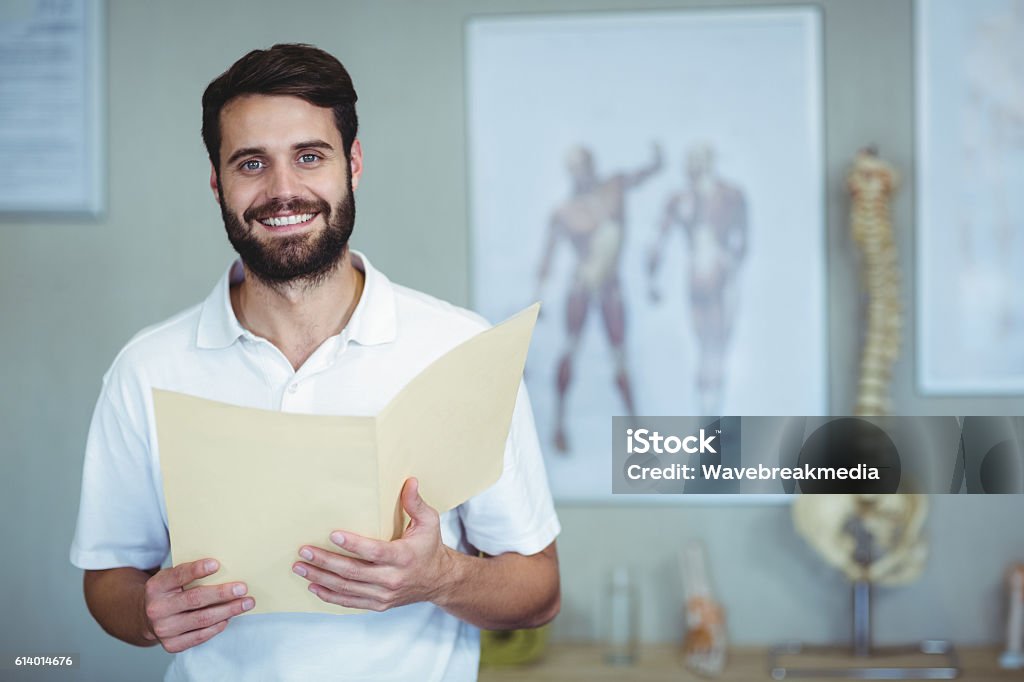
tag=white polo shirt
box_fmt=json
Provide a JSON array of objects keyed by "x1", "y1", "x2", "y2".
[{"x1": 70, "y1": 251, "x2": 560, "y2": 682}]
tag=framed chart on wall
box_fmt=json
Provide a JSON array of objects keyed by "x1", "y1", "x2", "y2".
[
  {"x1": 917, "y1": 0, "x2": 1024, "y2": 393},
  {"x1": 0, "y1": 0, "x2": 105, "y2": 215},
  {"x1": 466, "y1": 8, "x2": 827, "y2": 502}
]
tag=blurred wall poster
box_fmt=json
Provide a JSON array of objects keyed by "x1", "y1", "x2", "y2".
[
  {"x1": 0, "y1": 0, "x2": 103, "y2": 214},
  {"x1": 466, "y1": 9, "x2": 826, "y2": 501},
  {"x1": 917, "y1": 0, "x2": 1024, "y2": 393}
]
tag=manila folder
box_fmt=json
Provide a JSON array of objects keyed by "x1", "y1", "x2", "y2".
[{"x1": 153, "y1": 303, "x2": 539, "y2": 615}]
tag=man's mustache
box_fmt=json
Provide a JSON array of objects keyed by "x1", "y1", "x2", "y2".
[{"x1": 243, "y1": 198, "x2": 331, "y2": 224}]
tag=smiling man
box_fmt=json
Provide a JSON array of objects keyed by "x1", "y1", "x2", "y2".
[{"x1": 70, "y1": 44, "x2": 561, "y2": 681}]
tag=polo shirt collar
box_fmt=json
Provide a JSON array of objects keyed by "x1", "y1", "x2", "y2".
[
  {"x1": 195, "y1": 249, "x2": 396, "y2": 350},
  {"x1": 343, "y1": 250, "x2": 397, "y2": 347}
]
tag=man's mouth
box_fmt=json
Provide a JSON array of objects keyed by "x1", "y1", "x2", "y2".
[{"x1": 257, "y1": 213, "x2": 318, "y2": 229}]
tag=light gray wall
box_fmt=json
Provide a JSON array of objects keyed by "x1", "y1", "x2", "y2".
[{"x1": 1, "y1": 1, "x2": 1021, "y2": 680}]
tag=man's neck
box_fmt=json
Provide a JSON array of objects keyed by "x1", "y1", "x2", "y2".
[{"x1": 230, "y1": 251, "x2": 365, "y2": 371}]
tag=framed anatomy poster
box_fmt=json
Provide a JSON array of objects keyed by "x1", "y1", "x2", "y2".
[
  {"x1": 466, "y1": 8, "x2": 826, "y2": 501},
  {"x1": 917, "y1": 0, "x2": 1024, "y2": 393}
]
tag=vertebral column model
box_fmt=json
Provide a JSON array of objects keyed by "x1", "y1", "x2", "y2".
[{"x1": 847, "y1": 149, "x2": 903, "y2": 415}]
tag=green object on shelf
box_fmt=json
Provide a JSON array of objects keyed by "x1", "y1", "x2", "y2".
[{"x1": 480, "y1": 625, "x2": 550, "y2": 666}]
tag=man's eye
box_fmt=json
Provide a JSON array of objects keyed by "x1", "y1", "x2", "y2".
[
  {"x1": 241, "y1": 160, "x2": 264, "y2": 171},
  {"x1": 299, "y1": 153, "x2": 320, "y2": 164}
]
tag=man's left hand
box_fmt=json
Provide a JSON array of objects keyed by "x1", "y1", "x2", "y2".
[{"x1": 293, "y1": 477, "x2": 456, "y2": 612}]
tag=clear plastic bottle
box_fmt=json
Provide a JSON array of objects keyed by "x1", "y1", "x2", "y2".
[{"x1": 605, "y1": 567, "x2": 638, "y2": 665}]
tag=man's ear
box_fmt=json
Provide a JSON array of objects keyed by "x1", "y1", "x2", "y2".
[
  {"x1": 209, "y1": 164, "x2": 221, "y2": 203},
  {"x1": 349, "y1": 139, "x2": 363, "y2": 191}
]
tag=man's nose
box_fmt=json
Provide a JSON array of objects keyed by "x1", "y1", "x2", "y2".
[{"x1": 267, "y1": 163, "x2": 303, "y2": 200}]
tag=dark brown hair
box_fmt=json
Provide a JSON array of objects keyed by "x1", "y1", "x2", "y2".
[{"x1": 201, "y1": 43, "x2": 358, "y2": 172}]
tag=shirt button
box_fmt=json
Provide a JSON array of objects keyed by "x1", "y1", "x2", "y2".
[{"x1": 288, "y1": 383, "x2": 299, "y2": 394}]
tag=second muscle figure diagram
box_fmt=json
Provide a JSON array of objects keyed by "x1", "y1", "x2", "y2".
[{"x1": 648, "y1": 144, "x2": 749, "y2": 416}]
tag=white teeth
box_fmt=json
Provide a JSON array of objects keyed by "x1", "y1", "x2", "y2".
[{"x1": 261, "y1": 213, "x2": 314, "y2": 227}]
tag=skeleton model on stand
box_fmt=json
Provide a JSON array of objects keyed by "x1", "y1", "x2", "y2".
[
  {"x1": 775, "y1": 152, "x2": 958, "y2": 679},
  {"x1": 847, "y1": 148, "x2": 903, "y2": 416}
]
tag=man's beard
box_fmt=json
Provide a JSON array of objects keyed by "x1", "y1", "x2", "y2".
[{"x1": 219, "y1": 185, "x2": 355, "y2": 289}]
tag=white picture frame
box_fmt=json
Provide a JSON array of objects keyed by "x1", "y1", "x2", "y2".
[
  {"x1": 916, "y1": 0, "x2": 1024, "y2": 394},
  {"x1": 466, "y1": 8, "x2": 826, "y2": 502},
  {"x1": 0, "y1": 0, "x2": 105, "y2": 216}
]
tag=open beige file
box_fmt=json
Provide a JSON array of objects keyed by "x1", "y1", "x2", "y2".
[{"x1": 154, "y1": 303, "x2": 539, "y2": 615}]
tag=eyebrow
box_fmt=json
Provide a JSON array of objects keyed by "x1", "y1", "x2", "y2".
[{"x1": 225, "y1": 139, "x2": 336, "y2": 166}]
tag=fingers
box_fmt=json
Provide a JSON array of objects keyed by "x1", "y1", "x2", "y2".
[
  {"x1": 294, "y1": 561, "x2": 392, "y2": 603},
  {"x1": 307, "y1": 583, "x2": 387, "y2": 612},
  {"x1": 159, "y1": 619, "x2": 229, "y2": 655},
  {"x1": 144, "y1": 560, "x2": 226, "y2": 621},
  {"x1": 401, "y1": 477, "x2": 424, "y2": 516},
  {"x1": 155, "y1": 582, "x2": 249, "y2": 620},
  {"x1": 303, "y1": 577, "x2": 399, "y2": 610},
  {"x1": 151, "y1": 558, "x2": 220, "y2": 592},
  {"x1": 298, "y1": 541, "x2": 387, "y2": 576},
  {"x1": 295, "y1": 511, "x2": 450, "y2": 613},
  {"x1": 154, "y1": 596, "x2": 254, "y2": 647},
  {"x1": 400, "y1": 477, "x2": 438, "y2": 528},
  {"x1": 143, "y1": 558, "x2": 251, "y2": 654},
  {"x1": 293, "y1": 541, "x2": 408, "y2": 608},
  {"x1": 324, "y1": 531, "x2": 395, "y2": 564}
]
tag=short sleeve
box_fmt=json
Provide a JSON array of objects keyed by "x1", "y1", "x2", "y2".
[
  {"x1": 458, "y1": 383, "x2": 561, "y2": 556},
  {"x1": 70, "y1": 372, "x2": 169, "y2": 570}
]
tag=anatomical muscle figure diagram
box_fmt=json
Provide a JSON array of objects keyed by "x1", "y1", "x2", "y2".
[
  {"x1": 648, "y1": 144, "x2": 748, "y2": 414},
  {"x1": 535, "y1": 144, "x2": 662, "y2": 453}
]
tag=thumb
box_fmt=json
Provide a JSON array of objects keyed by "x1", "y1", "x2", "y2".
[{"x1": 401, "y1": 477, "x2": 434, "y2": 526}]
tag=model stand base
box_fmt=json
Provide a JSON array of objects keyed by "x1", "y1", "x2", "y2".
[
  {"x1": 769, "y1": 640, "x2": 959, "y2": 680},
  {"x1": 771, "y1": 582, "x2": 960, "y2": 679},
  {"x1": 999, "y1": 650, "x2": 1023, "y2": 670}
]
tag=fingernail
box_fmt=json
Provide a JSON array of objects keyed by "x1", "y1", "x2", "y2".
[
  {"x1": 205, "y1": 560, "x2": 219, "y2": 572},
  {"x1": 293, "y1": 564, "x2": 307, "y2": 577},
  {"x1": 308, "y1": 584, "x2": 319, "y2": 595},
  {"x1": 330, "y1": 532, "x2": 345, "y2": 546},
  {"x1": 299, "y1": 548, "x2": 313, "y2": 560},
  {"x1": 241, "y1": 598, "x2": 254, "y2": 611},
  {"x1": 232, "y1": 583, "x2": 247, "y2": 597}
]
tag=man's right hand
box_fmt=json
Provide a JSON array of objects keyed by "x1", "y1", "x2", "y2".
[{"x1": 143, "y1": 558, "x2": 254, "y2": 653}]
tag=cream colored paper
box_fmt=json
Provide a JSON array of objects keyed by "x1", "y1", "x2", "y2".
[{"x1": 154, "y1": 304, "x2": 538, "y2": 615}]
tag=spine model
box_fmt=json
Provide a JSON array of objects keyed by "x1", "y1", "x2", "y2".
[{"x1": 847, "y1": 149, "x2": 902, "y2": 416}]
